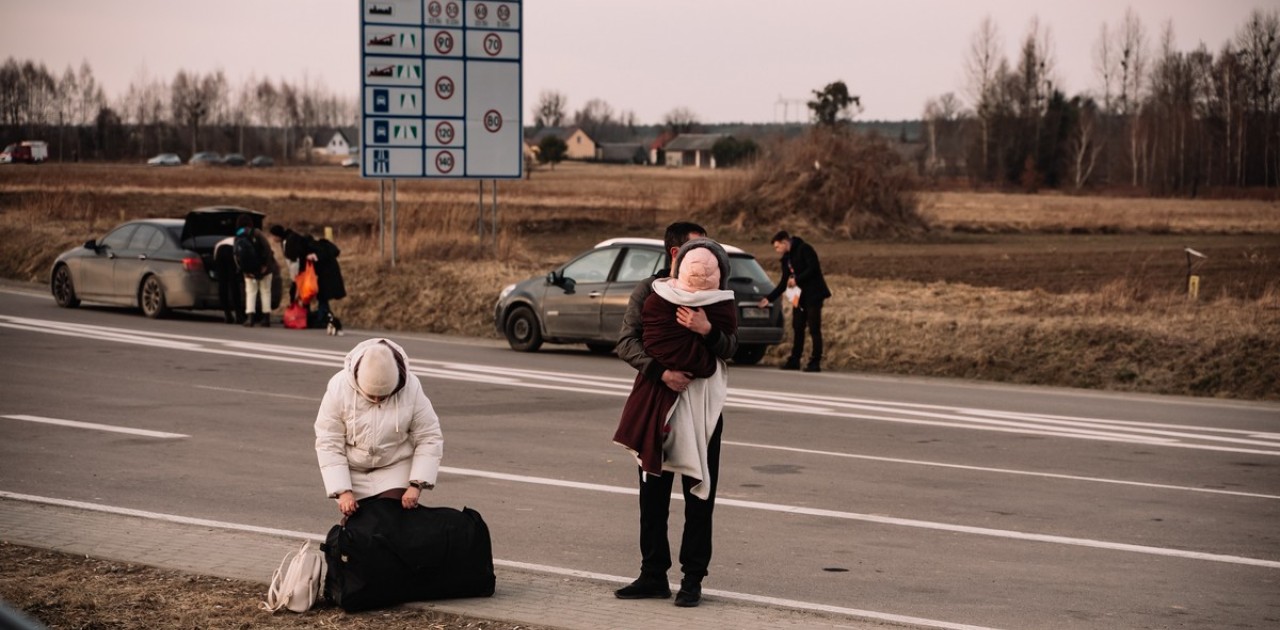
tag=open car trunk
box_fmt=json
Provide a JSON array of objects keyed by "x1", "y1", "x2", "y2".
[{"x1": 180, "y1": 206, "x2": 281, "y2": 309}]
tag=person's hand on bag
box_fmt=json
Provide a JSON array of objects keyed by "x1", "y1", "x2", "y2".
[
  {"x1": 337, "y1": 491, "x2": 358, "y2": 516},
  {"x1": 402, "y1": 486, "x2": 421, "y2": 509}
]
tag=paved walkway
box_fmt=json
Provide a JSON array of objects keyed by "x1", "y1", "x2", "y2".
[{"x1": 0, "y1": 497, "x2": 916, "y2": 630}]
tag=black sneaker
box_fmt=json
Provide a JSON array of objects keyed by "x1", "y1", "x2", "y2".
[
  {"x1": 780, "y1": 360, "x2": 801, "y2": 371},
  {"x1": 674, "y1": 580, "x2": 702, "y2": 607},
  {"x1": 803, "y1": 363, "x2": 821, "y2": 373},
  {"x1": 615, "y1": 577, "x2": 671, "y2": 599}
]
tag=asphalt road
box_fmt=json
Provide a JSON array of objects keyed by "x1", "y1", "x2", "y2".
[{"x1": 1, "y1": 284, "x2": 1277, "y2": 630}]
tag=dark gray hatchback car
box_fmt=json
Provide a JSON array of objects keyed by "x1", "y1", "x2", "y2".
[
  {"x1": 50, "y1": 207, "x2": 281, "y2": 319},
  {"x1": 494, "y1": 238, "x2": 784, "y2": 364}
]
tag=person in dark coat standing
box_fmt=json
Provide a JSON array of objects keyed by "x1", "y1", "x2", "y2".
[{"x1": 758, "y1": 230, "x2": 831, "y2": 372}]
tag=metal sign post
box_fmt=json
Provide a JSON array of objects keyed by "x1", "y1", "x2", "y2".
[{"x1": 359, "y1": 0, "x2": 523, "y2": 259}]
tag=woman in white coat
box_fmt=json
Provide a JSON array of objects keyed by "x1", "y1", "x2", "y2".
[{"x1": 315, "y1": 338, "x2": 444, "y2": 517}]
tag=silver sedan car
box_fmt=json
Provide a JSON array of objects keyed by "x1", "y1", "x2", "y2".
[
  {"x1": 50, "y1": 208, "x2": 280, "y2": 319},
  {"x1": 494, "y1": 237, "x2": 784, "y2": 364}
]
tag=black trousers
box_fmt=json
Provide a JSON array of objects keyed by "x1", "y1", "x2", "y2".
[
  {"x1": 637, "y1": 417, "x2": 722, "y2": 581},
  {"x1": 789, "y1": 300, "x2": 824, "y2": 364}
]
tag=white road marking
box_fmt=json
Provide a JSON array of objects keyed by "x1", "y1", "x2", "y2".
[
  {"x1": 1, "y1": 414, "x2": 188, "y2": 439},
  {"x1": 437, "y1": 466, "x2": 1280, "y2": 569},
  {"x1": 0, "y1": 491, "x2": 1007, "y2": 630},
  {"x1": 723, "y1": 440, "x2": 1280, "y2": 500}
]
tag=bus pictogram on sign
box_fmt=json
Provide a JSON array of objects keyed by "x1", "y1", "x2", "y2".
[
  {"x1": 483, "y1": 33, "x2": 502, "y2": 56},
  {"x1": 483, "y1": 109, "x2": 502, "y2": 133}
]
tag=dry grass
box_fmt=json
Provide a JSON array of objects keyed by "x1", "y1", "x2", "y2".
[
  {"x1": 1, "y1": 163, "x2": 1277, "y2": 399},
  {"x1": 0, "y1": 542, "x2": 545, "y2": 630}
]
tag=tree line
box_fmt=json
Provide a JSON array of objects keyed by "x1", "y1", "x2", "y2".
[
  {"x1": 0, "y1": 59, "x2": 355, "y2": 162},
  {"x1": 923, "y1": 8, "x2": 1280, "y2": 194}
]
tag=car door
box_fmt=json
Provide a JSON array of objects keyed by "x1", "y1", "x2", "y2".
[
  {"x1": 112, "y1": 224, "x2": 165, "y2": 301},
  {"x1": 599, "y1": 246, "x2": 663, "y2": 341},
  {"x1": 78, "y1": 225, "x2": 136, "y2": 301},
  {"x1": 541, "y1": 247, "x2": 621, "y2": 339}
]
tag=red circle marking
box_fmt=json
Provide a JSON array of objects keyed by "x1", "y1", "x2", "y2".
[
  {"x1": 483, "y1": 109, "x2": 502, "y2": 133},
  {"x1": 445, "y1": 1, "x2": 459, "y2": 19},
  {"x1": 483, "y1": 33, "x2": 502, "y2": 56},
  {"x1": 435, "y1": 76, "x2": 454, "y2": 100},
  {"x1": 428, "y1": 1, "x2": 441, "y2": 18},
  {"x1": 435, "y1": 121, "x2": 456, "y2": 144},
  {"x1": 474, "y1": 3, "x2": 488, "y2": 20},
  {"x1": 497, "y1": 5, "x2": 510, "y2": 21},
  {"x1": 435, "y1": 151, "x2": 455, "y2": 173},
  {"x1": 434, "y1": 31, "x2": 454, "y2": 54}
]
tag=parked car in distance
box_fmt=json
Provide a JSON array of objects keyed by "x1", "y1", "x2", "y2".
[
  {"x1": 249, "y1": 155, "x2": 275, "y2": 168},
  {"x1": 189, "y1": 151, "x2": 221, "y2": 166},
  {"x1": 494, "y1": 237, "x2": 784, "y2": 364},
  {"x1": 146, "y1": 153, "x2": 182, "y2": 166},
  {"x1": 340, "y1": 156, "x2": 359, "y2": 168},
  {"x1": 50, "y1": 207, "x2": 281, "y2": 319},
  {"x1": 222, "y1": 153, "x2": 247, "y2": 167}
]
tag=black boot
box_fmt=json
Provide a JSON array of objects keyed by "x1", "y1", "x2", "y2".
[
  {"x1": 259, "y1": 313, "x2": 270, "y2": 328},
  {"x1": 674, "y1": 577, "x2": 702, "y2": 607},
  {"x1": 615, "y1": 574, "x2": 670, "y2": 599}
]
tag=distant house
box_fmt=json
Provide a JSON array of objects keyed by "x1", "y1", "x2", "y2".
[
  {"x1": 664, "y1": 133, "x2": 727, "y2": 169},
  {"x1": 595, "y1": 142, "x2": 647, "y2": 164},
  {"x1": 648, "y1": 130, "x2": 677, "y2": 165},
  {"x1": 526, "y1": 126, "x2": 596, "y2": 160},
  {"x1": 302, "y1": 128, "x2": 358, "y2": 161}
]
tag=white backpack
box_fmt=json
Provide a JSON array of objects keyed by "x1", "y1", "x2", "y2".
[{"x1": 261, "y1": 540, "x2": 325, "y2": 613}]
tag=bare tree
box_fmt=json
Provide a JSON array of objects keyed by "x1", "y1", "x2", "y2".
[
  {"x1": 965, "y1": 16, "x2": 1003, "y2": 179},
  {"x1": 662, "y1": 106, "x2": 700, "y2": 134},
  {"x1": 1068, "y1": 97, "x2": 1103, "y2": 189},
  {"x1": 533, "y1": 89, "x2": 567, "y2": 129},
  {"x1": 1118, "y1": 8, "x2": 1148, "y2": 185},
  {"x1": 573, "y1": 98, "x2": 614, "y2": 141},
  {"x1": 1235, "y1": 9, "x2": 1280, "y2": 186}
]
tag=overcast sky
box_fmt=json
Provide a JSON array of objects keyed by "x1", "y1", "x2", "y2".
[{"x1": 0, "y1": 1, "x2": 1267, "y2": 123}]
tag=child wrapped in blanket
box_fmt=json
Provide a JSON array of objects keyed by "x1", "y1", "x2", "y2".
[{"x1": 613, "y1": 238, "x2": 739, "y2": 500}]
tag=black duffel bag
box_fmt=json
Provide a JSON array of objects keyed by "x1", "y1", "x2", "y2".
[{"x1": 322, "y1": 498, "x2": 495, "y2": 612}]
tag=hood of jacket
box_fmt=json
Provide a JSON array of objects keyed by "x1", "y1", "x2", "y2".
[
  {"x1": 672, "y1": 238, "x2": 731, "y2": 290},
  {"x1": 344, "y1": 338, "x2": 408, "y2": 401}
]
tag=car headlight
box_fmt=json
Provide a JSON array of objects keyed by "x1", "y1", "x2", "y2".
[{"x1": 498, "y1": 283, "x2": 516, "y2": 301}]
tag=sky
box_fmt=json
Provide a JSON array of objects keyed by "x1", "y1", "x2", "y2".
[{"x1": 0, "y1": 0, "x2": 1267, "y2": 124}]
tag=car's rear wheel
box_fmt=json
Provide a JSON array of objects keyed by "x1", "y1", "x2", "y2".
[
  {"x1": 733, "y1": 344, "x2": 767, "y2": 365},
  {"x1": 51, "y1": 264, "x2": 80, "y2": 308},
  {"x1": 140, "y1": 275, "x2": 168, "y2": 319},
  {"x1": 505, "y1": 306, "x2": 543, "y2": 352},
  {"x1": 586, "y1": 342, "x2": 615, "y2": 355}
]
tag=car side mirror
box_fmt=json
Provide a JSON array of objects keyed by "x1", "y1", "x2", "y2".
[{"x1": 546, "y1": 270, "x2": 560, "y2": 285}]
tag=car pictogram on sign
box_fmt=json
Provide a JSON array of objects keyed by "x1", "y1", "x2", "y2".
[
  {"x1": 369, "y1": 65, "x2": 394, "y2": 77},
  {"x1": 368, "y1": 34, "x2": 394, "y2": 47}
]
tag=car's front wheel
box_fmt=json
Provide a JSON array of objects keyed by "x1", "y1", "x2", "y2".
[
  {"x1": 139, "y1": 275, "x2": 168, "y2": 319},
  {"x1": 504, "y1": 306, "x2": 543, "y2": 352},
  {"x1": 733, "y1": 344, "x2": 767, "y2": 365},
  {"x1": 51, "y1": 264, "x2": 80, "y2": 308}
]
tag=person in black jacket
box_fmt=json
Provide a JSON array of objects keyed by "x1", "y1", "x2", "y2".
[
  {"x1": 758, "y1": 230, "x2": 831, "y2": 372},
  {"x1": 270, "y1": 225, "x2": 347, "y2": 327}
]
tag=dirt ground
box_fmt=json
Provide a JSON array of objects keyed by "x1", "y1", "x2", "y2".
[{"x1": 0, "y1": 542, "x2": 547, "y2": 630}]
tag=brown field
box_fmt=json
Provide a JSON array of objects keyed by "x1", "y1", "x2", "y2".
[{"x1": 1, "y1": 162, "x2": 1277, "y2": 399}]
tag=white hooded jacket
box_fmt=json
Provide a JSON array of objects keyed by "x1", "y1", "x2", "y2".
[{"x1": 314, "y1": 338, "x2": 443, "y2": 499}]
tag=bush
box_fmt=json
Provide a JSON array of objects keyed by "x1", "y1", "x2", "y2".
[{"x1": 705, "y1": 130, "x2": 926, "y2": 238}]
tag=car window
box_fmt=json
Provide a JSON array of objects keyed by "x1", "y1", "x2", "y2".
[
  {"x1": 614, "y1": 247, "x2": 662, "y2": 283},
  {"x1": 99, "y1": 225, "x2": 137, "y2": 251},
  {"x1": 562, "y1": 248, "x2": 619, "y2": 284},
  {"x1": 727, "y1": 255, "x2": 774, "y2": 285},
  {"x1": 127, "y1": 225, "x2": 160, "y2": 251}
]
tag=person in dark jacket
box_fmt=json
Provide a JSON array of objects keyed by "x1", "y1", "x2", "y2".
[
  {"x1": 758, "y1": 230, "x2": 831, "y2": 372},
  {"x1": 613, "y1": 222, "x2": 738, "y2": 608},
  {"x1": 269, "y1": 225, "x2": 347, "y2": 327},
  {"x1": 235, "y1": 214, "x2": 278, "y2": 327},
  {"x1": 213, "y1": 235, "x2": 245, "y2": 324}
]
